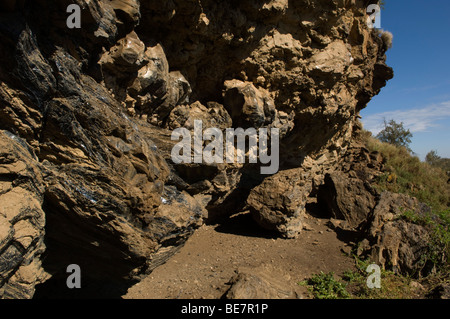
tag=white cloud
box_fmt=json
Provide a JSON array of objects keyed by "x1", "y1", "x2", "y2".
[{"x1": 362, "y1": 101, "x2": 450, "y2": 135}]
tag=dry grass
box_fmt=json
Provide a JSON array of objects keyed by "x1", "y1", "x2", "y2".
[
  {"x1": 362, "y1": 131, "x2": 449, "y2": 273},
  {"x1": 362, "y1": 131, "x2": 450, "y2": 212}
]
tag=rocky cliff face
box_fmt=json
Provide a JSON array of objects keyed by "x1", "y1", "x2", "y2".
[{"x1": 0, "y1": 0, "x2": 394, "y2": 298}]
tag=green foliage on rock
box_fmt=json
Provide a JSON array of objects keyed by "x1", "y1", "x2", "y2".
[{"x1": 300, "y1": 272, "x2": 350, "y2": 299}]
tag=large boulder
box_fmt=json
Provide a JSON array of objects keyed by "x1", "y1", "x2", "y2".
[
  {"x1": 166, "y1": 101, "x2": 232, "y2": 131},
  {"x1": 247, "y1": 168, "x2": 311, "y2": 238},
  {"x1": 32, "y1": 81, "x2": 204, "y2": 297},
  {"x1": 316, "y1": 145, "x2": 439, "y2": 278},
  {"x1": 318, "y1": 171, "x2": 377, "y2": 229},
  {"x1": 223, "y1": 80, "x2": 276, "y2": 129},
  {"x1": 225, "y1": 265, "x2": 301, "y2": 299},
  {"x1": 128, "y1": 43, "x2": 170, "y2": 103},
  {"x1": 361, "y1": 192, "x2": 435, "y2": 276},
  {"x1": 109, "y1": 0, "x2": 141, "y2": 26},
  {"x1": 100, "y1": 31, "x2": 147, "y2": 75}
]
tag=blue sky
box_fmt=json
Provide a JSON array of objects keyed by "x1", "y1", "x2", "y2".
[{"x1": 360, "y1": 0, "x2": 450, "y2": 160}]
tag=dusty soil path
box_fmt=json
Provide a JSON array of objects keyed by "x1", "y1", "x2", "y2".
[{"x1": 124, "y1": 212, "x2": 357, "y2": 299}]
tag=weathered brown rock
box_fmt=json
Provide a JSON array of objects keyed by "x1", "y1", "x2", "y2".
[
  {"x1": 100, "y1": 31, "x2": 148, "y2": 99},
  {"x1": 318, "y1": 171, "x2": 377, "y2": 229},
  {"x1": 109, "y1": 0, "x2": 140, "y2": 25},
  {"x1": 362, "y1": 192, "x2": 434, "y2": 276},
  {"x1": 226, "y1": 265, "x2": 301, "y2": 299},
  {"x1": 223, "y1": 79, "x2": 276, "y2": 129},
  {"x1": 139, "y1": 0, "x2": 393, "y2": 160},
  {"x1": 0, "y1": 131, "x2": 49, "y2": 299},
  {"x1": 153, "y1": 71, "x2": 192, "y2": 124},
  {"x1": 166, "y1": 101, "x2": 232, "y2": 131},
  {"x1": 32, "y1": 88, "x2": 205, "y2": 296},
  {"x1": 316, "y1": 142, "x2": 440, "y2": 278},
  {"x1": 368, "y1": 218, "x2": 431, "y2": 276},
  {"x1": 100, "y1": 31, "x2": 146, "y2": 71},
  {"x1": 247, "y1": 168, "x2": 310, "y2": 238},
  {"x1": 0, "y1": 9, "x2": 205, "y2": 297},
  {"x1": 128, "y1": 43, "x2": 170, "y2": 99}
]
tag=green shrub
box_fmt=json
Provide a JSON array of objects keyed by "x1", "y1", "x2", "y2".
[
  {"x1": 401, "y1": 208, "x2": 450, "y2": 269},
  {"x1": 341, "y1": 257, "x2": 418, "y2": 299},
  {"x1": 301, "y1": 272, "x2": 350, "y2": 299}
]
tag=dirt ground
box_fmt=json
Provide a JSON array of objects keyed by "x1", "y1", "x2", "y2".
[{"x1": 124, "y1": 212, "x2": 357, "y2": 299}]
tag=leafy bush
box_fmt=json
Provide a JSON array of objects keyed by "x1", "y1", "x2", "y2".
[
  {"x1": 341, "y1": 257, "x2": 419, "y2": 299},
  {"x1": 401, "y1": 209, "x2": 450, "y2": 269},
  {"x1": 380, "y1": 30, "x2": 393, "y2": 49},
  {"x1": 301, "y1": 272, "x2": 350, "y2": 299}
]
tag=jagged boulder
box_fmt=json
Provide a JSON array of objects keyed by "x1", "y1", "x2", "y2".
[
  {"x1": 166, "y1": 101, "x2": 232, "y2": 131},
  {"x1": 223, "y1": 80, "x2": 276, "y2": 129},
  {"x1": 317, "y1": 144, "x2": 438, "y2": 277},
  {"x1": 100, "y1": 31, "x2": 147, "y2": 74},
  {"x1": 128, "y1": 43, "x2": 170, "y2": 101},
  {"x1": 109, "y1": 0, "x2": 141, "y2": 25},
  {"x1": 100, "y1": 32, "x2": 192, "y2": 123},
  {"x1": 247, "y1": 168, "x2": 311, "y2": 238},
  {"x1": 361, "y1": 192, "x2": 435, "y2": 276},
  {"x1": 318, "y1": 171, "x2": 377, "y2": 229}
]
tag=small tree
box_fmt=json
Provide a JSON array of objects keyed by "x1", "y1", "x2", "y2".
[
  {"x1": 426, "y1": 150, "x2": 450, "y2": 171},
  {"x1": 376, "y1": 119, "x2": 413, "y2": 151},
  {"x1": 425, "y1": 150, "x2": 441, "y2": 166}
]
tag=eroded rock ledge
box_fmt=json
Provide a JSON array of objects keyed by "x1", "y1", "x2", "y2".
[{"x1": 0, "y1": 0, "x2": 398, "y2": 298}]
